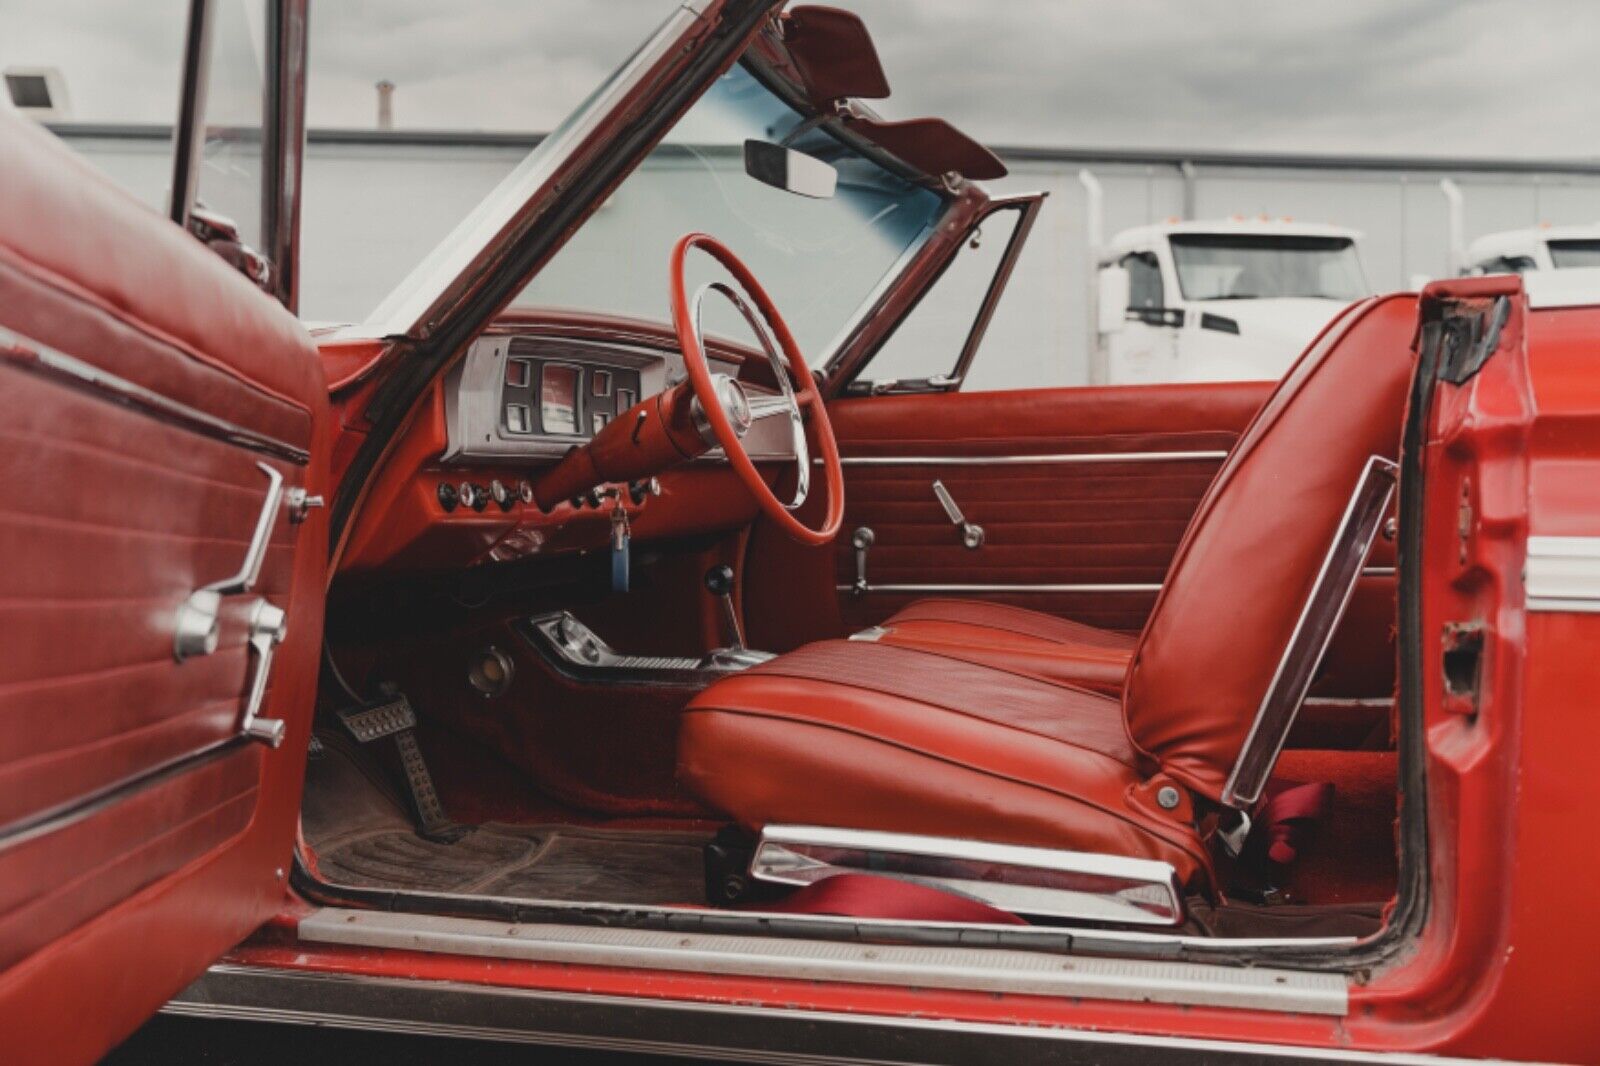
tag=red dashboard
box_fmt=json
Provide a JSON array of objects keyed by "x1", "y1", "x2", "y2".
[{"x1": 332, "y1": 319, "x2": 785, "y2": 574}]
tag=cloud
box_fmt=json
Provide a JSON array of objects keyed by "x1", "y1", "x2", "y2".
[{"x1": 3, "y1": 0, "x2": 1597, "y2": 158}]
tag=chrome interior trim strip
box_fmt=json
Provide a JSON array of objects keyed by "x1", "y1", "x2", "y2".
[
  {"x1": 1526, "y1": 535, "x2": 1600, "y2": 613},
  {"x1": 1361, "y1": 567, "x2": 1396, "y2": 577},
  {"x1": 172, "y1": 961, "x2": 1527, "y2": 1064},
  {"x1": 0, "y1": 324, "x2": 310, "y2": 464},
  {"x1": 1223, "y1": 456, "x2": 1399, "y2": 808},
  {"x1": 751, "y1": 825, "x2": 1184, "y2": 926},
  {"x1": 830, "y1": 450, "x2": 1229, "y2": 467},
  {"x1": 297, "y1": 909, "x2": 1348, "y2": 1016},
  {"x1": 838, "y1": 582, "x2": 1162, "y2": 594}
]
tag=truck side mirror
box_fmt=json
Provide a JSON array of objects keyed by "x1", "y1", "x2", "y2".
[{"x1": 1096, "y1": 266, "x2": 1130, "y2": 334}]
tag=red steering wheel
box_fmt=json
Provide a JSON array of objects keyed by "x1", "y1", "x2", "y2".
[{"x1": 670, "y1": 233, "x2": 844, "y2": 546}]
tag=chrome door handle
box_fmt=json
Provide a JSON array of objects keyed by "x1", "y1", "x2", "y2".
[
  {"x1": 932, "y1": 480, "x2": 985, "y2": 549},
  {"x1": 239, "y1": 598, "x2": 289, "y2": 747},
  {"x1": 174, "y1": 462, "x2": 284, "y2": 660},
  {"x1": 171, "y1": 461, "x2": 290, "y2": 746}
]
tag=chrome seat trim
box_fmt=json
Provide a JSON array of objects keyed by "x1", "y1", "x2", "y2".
[
  {"x1": 1223, "y1": 455, "x2": 1399, "y2": 808},
  {"x1": 750, "y1": 825, "x2": 1184, "y2": 927}
]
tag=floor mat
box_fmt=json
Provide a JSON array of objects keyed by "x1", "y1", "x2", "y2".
[
  {"x1": 301, "y1": 734, "x2": 711, "y2": 905},
  {"x1": 1269, "y1": 748, "x2": 1399, "y2": 906}
]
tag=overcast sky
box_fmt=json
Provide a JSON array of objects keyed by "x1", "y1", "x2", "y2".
[{"x1": 5, "y1": 0, "x2": 1599, "y2": 159}]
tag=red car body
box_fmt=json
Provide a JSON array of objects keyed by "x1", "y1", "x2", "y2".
[{"x1": 1, "y1": 2, "x2": 1597, "y2": 1062}]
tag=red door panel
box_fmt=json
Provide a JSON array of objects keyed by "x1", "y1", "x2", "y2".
[
  {"x1": 0, "y1": 111, "x2": 328, "y2": 1061},
  {"x1": 745, "y1": 378, "x2": 1396, "y2": 700},
  {"x1": 745, "y1": 381, "x2": 1267, "y2": 647}
]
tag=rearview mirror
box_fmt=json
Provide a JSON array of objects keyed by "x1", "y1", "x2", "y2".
[
  {"x1": 744, "y1": 140, "x2": 837, "y2": 200},
  {"x1": 1096, "y1": 266, "x2": 1130, "y2": 334}
]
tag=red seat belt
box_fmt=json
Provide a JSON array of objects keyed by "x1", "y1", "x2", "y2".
[
  {"x1": 1254, "y1": 781, "x2": 1335, "y2": 865},
  {"x1": 753, "y1": 873, "x2": 1029, "y2": 925}
]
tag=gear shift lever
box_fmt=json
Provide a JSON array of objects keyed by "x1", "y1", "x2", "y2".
[{"x1": 704, "y1": 564, "x2": 745, "y2": 651}]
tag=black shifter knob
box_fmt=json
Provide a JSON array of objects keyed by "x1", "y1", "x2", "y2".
[{"x1": 703, "y1": 564, "x2": 735, "y2": 597}]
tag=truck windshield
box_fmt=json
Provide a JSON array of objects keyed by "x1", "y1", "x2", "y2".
[
  {"x1": 1548, "y1": 239, "x2": 1600, "y2": 269},
  {"x1": 1170, "y1": 234, "x2": 1366, "y2": 301}
]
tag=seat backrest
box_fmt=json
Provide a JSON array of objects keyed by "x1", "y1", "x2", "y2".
[{"x1": 1122, "y1": 294, "x2": 1418, "y2": 804}]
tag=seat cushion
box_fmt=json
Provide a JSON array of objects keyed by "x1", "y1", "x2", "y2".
[
  {"x1": 875, "y1": 598, "x2": 1133, "y2": 693},
  {"x1": 679, "y1": 640, "x2": 1211, "y2": 886}
]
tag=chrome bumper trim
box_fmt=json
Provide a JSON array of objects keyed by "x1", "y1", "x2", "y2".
[
  {"x1": 295, "y1": 908, "x2": 1346, "y2": 1016},
  {"x1": 1526, "y1": 535, "x2": 1600, "y2": 613}
]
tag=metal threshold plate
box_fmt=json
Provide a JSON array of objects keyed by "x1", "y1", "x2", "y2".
[{"x1": 297, "y1": 908, "x2": 1348, "y2": 1016}]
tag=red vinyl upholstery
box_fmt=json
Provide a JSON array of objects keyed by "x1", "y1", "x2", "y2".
[
  {"x1": 873, "y1": 598, "x2": 1134, "y2": 693},
  {"x1": 680, "y1": 294, "x2": 1418, "y2": 879}
]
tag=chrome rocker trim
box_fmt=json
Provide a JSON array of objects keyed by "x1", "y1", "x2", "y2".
[{"x1": 170, "y1": 961, "x2": 1497, "y2": 1064}]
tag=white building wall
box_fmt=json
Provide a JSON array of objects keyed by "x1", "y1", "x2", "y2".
[{"x1": 55, "y1": 130, "x2": 1600, "y2": 390}]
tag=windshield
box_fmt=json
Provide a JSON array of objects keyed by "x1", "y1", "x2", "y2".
[
  {"x1": 1548, "y1": 239, "x2": 1600, "y2": 269},
  {"x1": 511, "y1": 62, "x2": 946, "y2": 359},
  {"x1": 1169, "y1": 234, "x2": 1367, "y2": 301}
]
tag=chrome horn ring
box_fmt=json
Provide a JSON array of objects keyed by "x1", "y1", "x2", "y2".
[{"x1": 690, "y1": 280, "x2": 810, "y2": 509}]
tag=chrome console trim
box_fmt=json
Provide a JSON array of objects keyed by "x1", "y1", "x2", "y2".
[
  {"x1": 0, "y1": 323, "x2": 310, "y2": 464},
  {"x1": 1525, "y1": 535, "x2": 1600, "y2": 613},
  {"x1": 1223, "y1": 455, "x2": 1399, "y2": 808},
  {"x1": 828, "y1": 450, "x2": 1229, "y2": 467},
  {"x1": 295, "y1": 908, "x2": 1347, "y2": 1016},
  {"x1": 751, "y1": 825, "x2": 1184, "y2": 927}
]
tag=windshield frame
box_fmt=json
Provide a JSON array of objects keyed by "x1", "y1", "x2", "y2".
[
  {"x1": 360, "y1": 1, "x2": 721, "y2": 340},
  {"x1": 1168, "y1": 232, "x2": 1368, "y2": 302}
]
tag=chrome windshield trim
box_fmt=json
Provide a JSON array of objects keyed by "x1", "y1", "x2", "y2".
[
  {"x1": 362, "y1": 3, "x2": 713, "y2": 338},
  {"x1": 296, "y1": 908, "x2": 1347, "y2": 1016},
  {"x1": 1526, "y1": 535, "x2": 1600, "y2": 612},
  {"x1": 828, "y1": 450, "x2": 1229, "y2": 466},
  {"x1": 0, "y1": 324, "x2": 310, "y2": 464}
]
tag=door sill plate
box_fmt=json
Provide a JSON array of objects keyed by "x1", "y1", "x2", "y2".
[{"x1": 298, "y1": 907, "x2": 1347, "y2": 1016}]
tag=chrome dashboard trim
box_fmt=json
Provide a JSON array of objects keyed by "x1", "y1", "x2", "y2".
[
  {"x1": 0, "y1": 324, "x2": 311, "y2": 465},
  {"x1": 828, "y1": 450, "x2": 1229, "y2": 467},
  {"x1": 1525, "y1": 535, "x2": 1600, "y2": 613},
  {"x1": 295, "y1": 908, "x2": 1347, "y2": 1016}
]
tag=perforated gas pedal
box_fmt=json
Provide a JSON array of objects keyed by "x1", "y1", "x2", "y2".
[{"x1": 336, "y1": 691, "x2": 470, "y2": 844}]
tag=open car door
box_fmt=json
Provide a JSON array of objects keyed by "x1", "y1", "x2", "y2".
[{"x1": 0, "y1": 3, "x2": 323, "y2": 1061}]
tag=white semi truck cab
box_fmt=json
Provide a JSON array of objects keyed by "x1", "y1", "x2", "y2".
[
  {"x1": 1460, "y1": 224, "x2": 1600, "y2": 275},
  {"x1": 1088, "y1": 217, "x2": 1371, "y2": 385}
]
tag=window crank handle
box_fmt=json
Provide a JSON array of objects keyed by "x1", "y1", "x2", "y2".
[
  {"x1": 851, "y1": 526, "x2": 875, "y2": 596},
  {"x1": 931, "y1": 480, "x2": 985, "y2": 550}
]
